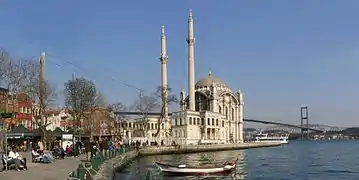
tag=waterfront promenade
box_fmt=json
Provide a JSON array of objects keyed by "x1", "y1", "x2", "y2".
[{"x1": 0, "y1": 153, "x2": 84, "y2": 180}]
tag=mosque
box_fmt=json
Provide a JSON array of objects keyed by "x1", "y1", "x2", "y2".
[{"x1": 123, "y1": 9, "x2": 244, "y2": 145}]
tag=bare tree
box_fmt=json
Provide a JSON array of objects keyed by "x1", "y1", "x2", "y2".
[
  {"x1": 95, "y1": 91, "x2": 107, "y2": 108},
  {"x1": 131, "y1": 85, "x2": 178, "y2": 138},
  {"x1": 0, "y1": 50, "x2": 53, "y2": 130},
  {"x1": 64, "y1": 77, "x2": 101, "y2": 141},
  {"x1": 0, "y1": 50, "x2": 24, "y2": 114},
  {"x1": 131, "y1": 92, "x2": 159, "y2": 137},
  {"x1": 153, "y1": 86, "x2": 178, "y2": 137},
  {"x1": 24, "y1": 60, "x2": 57, "y2": 146},
  {"x1": 106, "y1": 102, "x2": 128, "y2": 140},
  {"x1": 0, "y1": 49, "x2": 10, "y2": 82}
]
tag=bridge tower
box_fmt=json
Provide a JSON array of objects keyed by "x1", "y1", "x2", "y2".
[{"x1": 300, "y1": 106, "x2": 309, "y2": 140}]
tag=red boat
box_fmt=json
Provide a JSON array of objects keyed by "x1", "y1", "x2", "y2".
[{"x1": 155, "y1": 158, "x2": 238, "y2": 176}]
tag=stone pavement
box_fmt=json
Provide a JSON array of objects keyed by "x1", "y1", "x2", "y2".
[{"x1": 0, "y1": 152, "x2": 85, "y2": 180}]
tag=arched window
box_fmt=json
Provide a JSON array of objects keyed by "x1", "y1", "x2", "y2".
[{"x1": 189, "y1": 117, "x2": 192, "y2": 125}]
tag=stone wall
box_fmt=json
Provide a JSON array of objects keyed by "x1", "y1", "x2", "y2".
[
  {"x1": 92, "y1": 142, "x2": 281, "y2": 179},
  {"x1": 92, "y1": 151, "x2": 138, "y2": 180}
]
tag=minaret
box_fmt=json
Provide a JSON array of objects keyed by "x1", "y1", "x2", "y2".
[
  {"x1": 187, "y1": 8, "x2": 196, "y2": 111},
  {"x1": 160, "y1": 25, "x2": 168, "y2": 119}
]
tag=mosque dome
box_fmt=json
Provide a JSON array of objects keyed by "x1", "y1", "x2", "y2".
[{"x1": 195, "y1": 71, "x2": 228, "y2": 88}]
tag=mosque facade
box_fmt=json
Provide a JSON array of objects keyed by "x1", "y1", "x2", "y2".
[
  {"x1": 122, "y1": 9, "x2": 244, "y2": 145},
  {"x1": 168, "y1": 9, "x2": 244, "y2": 145}
]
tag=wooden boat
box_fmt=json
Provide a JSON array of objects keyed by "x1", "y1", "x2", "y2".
[{"x1": 155, "y1": 158, "x2": 238, "y2": 176}]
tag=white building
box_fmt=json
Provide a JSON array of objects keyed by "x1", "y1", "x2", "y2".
[
  {"x1": 45, "y1": 109, "x2": 72, "y2": 131},
  {"x1": 122, "y1": 116, "x2": 172, "y2": 144},
  {"x1": 170, "y1": 9, "x2": 244, "y2": 145},
  {"x1": 121, "y1": 9, "x2": 244, "y2": 145}
]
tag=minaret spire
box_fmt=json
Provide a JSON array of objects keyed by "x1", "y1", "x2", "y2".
[
  {"x1": 187, "y1": 8, "x2": 196, "y2": 111},
  {"x1": 160, "y1": 25, "x2": 168, "y2": 119}
]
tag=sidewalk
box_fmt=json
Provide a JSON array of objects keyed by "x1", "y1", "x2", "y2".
[{"x1": 0, "y1": 153, "x2": 84, "y2": 180}]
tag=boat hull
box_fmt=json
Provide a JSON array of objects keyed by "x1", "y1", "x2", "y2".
[
  {"x1": 155, "y1": 162, "x2": 236, "y2": 176},
  {"x1": 254, "y1": 139, "x2": 288, "y2": 144}
]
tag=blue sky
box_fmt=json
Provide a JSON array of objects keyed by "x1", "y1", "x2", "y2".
[{"x1": 0, "y1": 1, "x2": 358, "y2": 127}]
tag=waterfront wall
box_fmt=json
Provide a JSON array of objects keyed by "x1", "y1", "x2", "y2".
[
  {"x1": 138, "y1": 142, "x2": 282, "y2": 156},
  {"x1": 67, "y1": 148, "x2": 137, "y2": 180},
  {"x1": 86, "y1": 142, "x2": 281, "y2": 180},
  {"x1": 93, "y1": 151, "x2": 138, "y2": 180}
]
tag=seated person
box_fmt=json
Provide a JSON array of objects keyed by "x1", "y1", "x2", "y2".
[
  {"x1": 43, "y1": 152, "x2": 54, "y2": 162},
  {"x1": 65, "y1": 145, "x2": 72, "y2": 154},
  {"x1": 31, "y1": 149, "x2": 52, "y2": 163},
  {"x1": 13, "y1": 149, "x2": 27, "y2": 169},
  {"x1": 4, "y1": 148, "x2": 26, "y2": 171},
  {"x1": 53, "y1": 146, "x2": 65, "y2": 159},
  {"x1": 31, "y1": 149, "x2": 42, "y2": 162},
  {"x1": 32, "y1": 149, "x2": 41, "y2": 159},
  {"x1": 71, "y1": 145, "x2": 79, "y2": 157}
]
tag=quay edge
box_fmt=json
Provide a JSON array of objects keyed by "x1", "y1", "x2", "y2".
[
  {"x1": 92, "y1": 151, "x2": 138, "y2": 180},
  {"x1": 93, "y1": 143, "x2": 281, "y2": 179},
  {"x1": 138, "y1": 142, "x2": 282, "y2": 156}
]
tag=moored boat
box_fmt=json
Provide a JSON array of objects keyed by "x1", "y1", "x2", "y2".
[
  {"x1": 253, "y1": 132, "x2": 289, "y2": 144},
  {"x1": 155, "y1": 158, "x2": 238, "y2": 176}
]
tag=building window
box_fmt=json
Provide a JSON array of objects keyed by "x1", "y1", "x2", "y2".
[
  {"x1": 216, "y1": 119, "x2": 219, "y2": 126},
  {"x1": 212, "y1": 118, "x2": 214, "y2": 125},
  {"x1": 232, "y1": 108, "x2": 235, "y2": 121},
  {"x1": 201, "y1": 118, "x2": 205, "y2": 125},
  {"x1": 180, "y1": 118, "x2": 182, "y2": 125},
  {"x1": 189, "y1": 117, "x2": 192, "y2": 125},
  {"x1": 207, "y1": 118, "x2": 210, "y2": 125},
  {"x1": 161, "y1": 123, "x2": 164, "y2": 129},
  {"x1": 225, "y1": 107, "x2": 228, "y2": 119},
  {"x1": 222, "y1": 121, "x2": 224, "y2": 127},
  {"x1": 219, "y1": 106, "x2": 222, "y2": 113},
  {"x1": 197, "y1": 118, "x2": 200, "y2": 125},
  {"x1": 151, "y1": 123, "x2": 154, "y2": 129}
]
